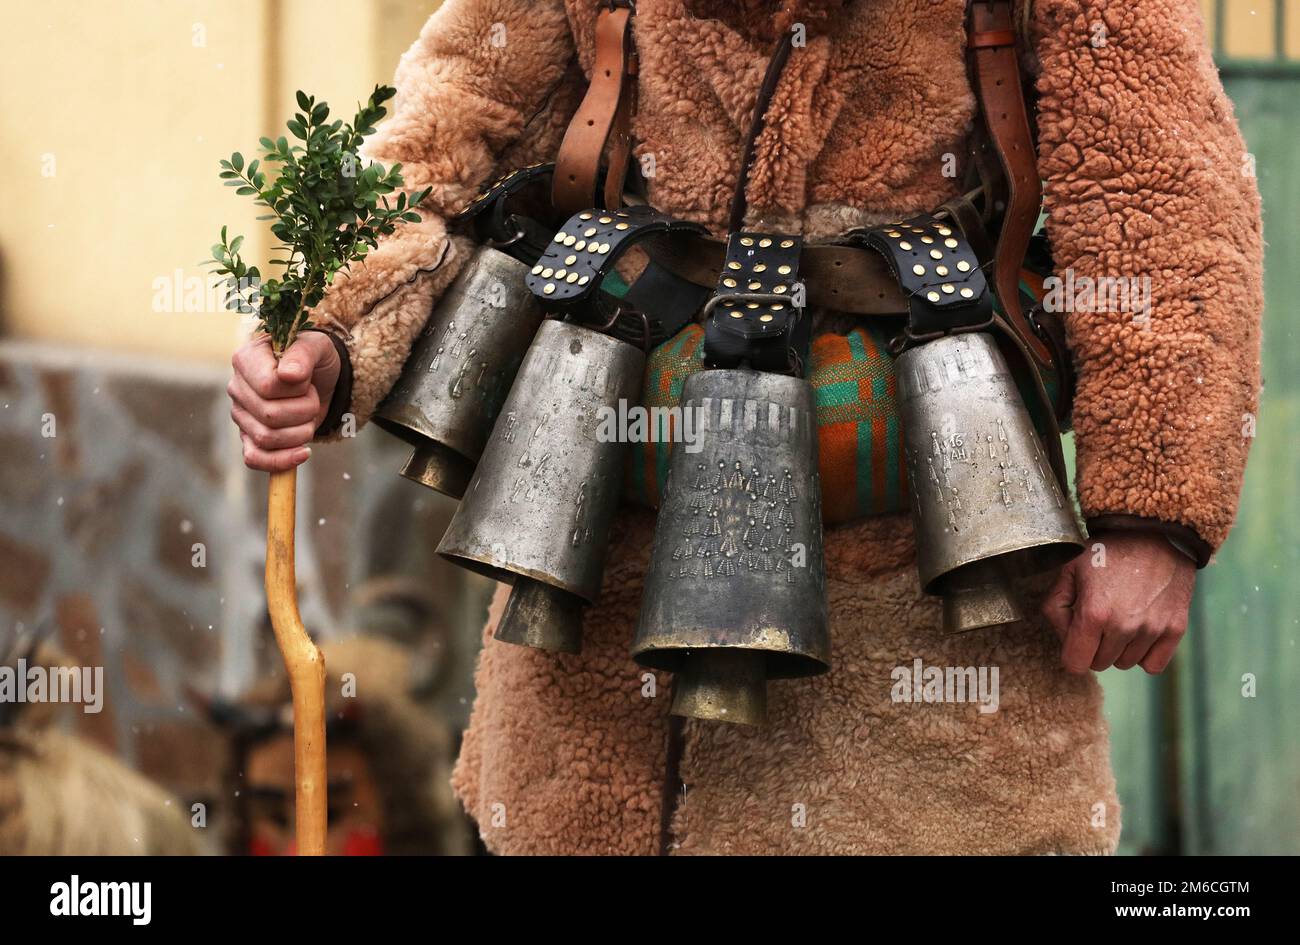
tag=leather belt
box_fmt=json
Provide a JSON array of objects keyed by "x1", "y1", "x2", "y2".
[
  {"x1": 551, "y1": 3, "x2": 636, "y2": 217},
  {"x1": 967, "y1": 0, "x2": 1053, "y2": 367},
  {"x1": 647, "y1": 232, "x2": 908, "y2": 315}
]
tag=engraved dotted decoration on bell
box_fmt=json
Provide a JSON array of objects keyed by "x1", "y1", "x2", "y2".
[
  {"x1": 895, "y1": 332, "x2": 1085, "y2": 634},
  {"x1": 632, "y1": 369, "x2": 830, "y2": 726},
  {"x1": 373, "y1": 246, "x2": 545, "y2": 499},
  {"x1": 436, "y1": 319, "x2": 645, "y2": 654}
]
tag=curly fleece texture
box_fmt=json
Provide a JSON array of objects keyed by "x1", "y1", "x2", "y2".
[{"x1": 310, "y1": 0, "x2": 1261, "y2": 854}]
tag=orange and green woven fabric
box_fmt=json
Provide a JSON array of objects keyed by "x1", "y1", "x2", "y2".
[{"x1": 626, "y1": 321, "x2": 907, "y2": 525}]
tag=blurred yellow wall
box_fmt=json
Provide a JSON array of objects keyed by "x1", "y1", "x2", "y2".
[
  {"x1": 0, "y1": 0, "x2": 441, "y2": 365},
  {"x1": 0, "y1": 0, "x2": 1283, "y2": 365}
]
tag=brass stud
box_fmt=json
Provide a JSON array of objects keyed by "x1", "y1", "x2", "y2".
[
  {"x1": 956, "y1": 260, "x2": 971, "y2": 272},
  {"x1": 555, "y1": 269, "x2": 567, "y2": 279},
  {"x1": 912, "y1": 264, "x2": 925, "y2": 276},
  {"x1": 935, "y1": 265, "x2": 949, "y2": 276},
  {"x1": 564, "y1": 235, "x2": 577, "y2": 246},
  {"x1": 723, "y1": 278, "x2": 737, "y2": 288},
  {"x1": 730, "y1": 310, "x2": 744, "y2": 318},
  {"x1": 598, "y1": 243, "x2": 611, "y2": 254},
  {"x1": 941, "y1": 283, "x2": 955, "y2": 294},
  {"x1": 773, "y1": 284, "x2": 787, "y2": 294},
  {"x1": 929, "y1": 249, "x2": 943, "y2": 260},
  {"x1": 748, "y1": 281, "x2": 762, "y2": 290},
  {"x1": 564, "y1": 255, "x2": 577, "y2": 266},
  {"x1": 944, "y1": 238, "x2": 958, "y2": 249},
  {"x1": 921, "y1": 235, "x2": 934, "y2": 244},
  {"x1": 740, "y1": 237, "x2": 754, "y2": 246},
  {"x1": 959, "y1": 287, "x2": 974, "y2": 298},
  {"x1": 899, "y1": 241, "x2": 913, "y2": 251},
  {"x1": 926, "y1": 290, "x2": 941, "y2": 302},
  {"x1": 616, "y1": 223, "x2": 629, "y2": 230},
  {"x1": 886, "y1": 230, "x2": 902, "y2": 238},
  {"x1": 584, "y1": 227, "x2": 598, "y2": 237},
  {"x1": 567, "y1": 272, "x2": 580, "y2": 284},
  {"x1": 778, "y1": 265, "x2": 792, "y2": 275},
  {"x1": 543, "y1": 284, "x2": 556, "y2": 295},
  {"x1": 578, "y1": 275, "x2": 590, "y2": 285},
  {"x1": 780, "y1": 239, "x2": 795, "y2": 248},
  {"x1": 746, "y1": 302, "x2": 760, "y2": 309},
  {"x1": 759, "y1": 238, "x2": 772, "y2": 247},
  {"x1": 541, "y1": 268, "x2": 554, "y2": 278},
  {"x1": 554, "y1": 232, "x2": 567, "y2": 243},
  {"x1": 937, "y1": 226, "x2": 952, "y2": 236},
  {"x1": 772, "y1": 303, "x2": 785, "y2": 311},
  {"x1": 759, "y1": 314, "x2": 774, "y2": 323},
  {"x1": 753, "y1": 263, "x2": 767, "y2": 273},
  {"x1": 531, "y1": 265, "x2": 544, "y2": 275},
  {"x1": 598, "y1": 216, "x2": 613, "y2": 224},
  {"x1": 728, "y1": 261, "x2": 742, "y2": 270},
  {"x1": 575, "y1": 240, "x2": 587, "y2": 251},
  {"x1": 579, "y1": 213, "x2": 593, "y2": 220}
]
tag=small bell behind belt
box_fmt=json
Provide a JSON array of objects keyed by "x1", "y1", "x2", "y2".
[
  {"x1": 895, "y1": 331, "x2": 1084, "y2": 633},
  {"x1": 437, "y1": 318, "x2": 644, "y2": 653},
  {"x1": 373, "y1": 246, "x2": 545, "y2": 499},
  {"x1": 632, "y1": 368, "x2": 830, "y2": 726}
]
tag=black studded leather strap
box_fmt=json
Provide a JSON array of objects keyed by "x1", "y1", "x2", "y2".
[
  {"x1": 702, "y1": 232, "x2": 805, "y2": 374},
  {"x1": 449, "y1": 162, "x2": 556, "y2": 264},
  {"x1": 525, "y1": 205, "x2": 706, "y2": 306},
  {"x1": 452, "y1": 162, "x2": 553, "y2": 225},
  {"x1": 849, "y1": 212, "x2": 991, "y2": 343}
]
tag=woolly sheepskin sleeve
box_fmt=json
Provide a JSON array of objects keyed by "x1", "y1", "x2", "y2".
[
  {"x1": 310, "y1": 0, "x2": 576, "y2": 431},
  {"x1": 1030, "y1": 0, "x2": 1263, "y2": 559}
]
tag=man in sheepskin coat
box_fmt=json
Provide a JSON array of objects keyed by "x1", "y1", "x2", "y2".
[{"x1": 227, "y1": 0, "x2": 1263, "y2": 854}]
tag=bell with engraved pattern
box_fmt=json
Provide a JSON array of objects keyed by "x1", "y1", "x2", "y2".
[
  {"x1": 436, "y1": 318, "x2": 644, "y2": 653},
  {"x1": 895, "y1": 331, "x2": 1084, "y2": 634},
  {"x1": 373, "y1": 245, "x2": 545, "y2": 499},
  {"x1": 631, "y1": 368, "x2": 830, "y2": 726}
]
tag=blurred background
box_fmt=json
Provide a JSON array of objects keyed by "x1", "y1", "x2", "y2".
[{"x1": 0, "y1": 0, "x2": 1295, "y2": 854}]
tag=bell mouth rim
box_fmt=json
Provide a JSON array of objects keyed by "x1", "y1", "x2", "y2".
[
  {"x1": 372, "y1": 412, "x2": 482, "y2": 458},
  {"x1": 920, "y1": 538, "x2": 1084, "y2": 595},
  {"x1": 435, "y1": 549, "x2": 598, "y2": 605},
  {"x1": 631, "y1": 644, "x2": 830, "y2": 681},
  {"x1": 392, "y1": 442, "x2": 477, "y2": 500}
]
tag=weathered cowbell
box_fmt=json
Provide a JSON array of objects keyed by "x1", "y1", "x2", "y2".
[
  {"x1": 437, "y1": 318, "x2": 644, "y2": 653},
  {"x1": 632, "y1": 369, "x2": 830, "y2": 726},
  {"x1": 895, "y1": 332, "x2": 1084, "y2": 633},
  {"x1": 372, "y1": 246, "x2": 545, "y2": 499}
]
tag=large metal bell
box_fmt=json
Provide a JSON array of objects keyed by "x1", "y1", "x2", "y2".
[
  {"x1": 373, "y1": 246, "x2": 545, "y2": 499},
  {"x1": 632, "y1": 369, "x2": 830, "y2": 726},
  {"x1": 437, "y1": 319, "x2": 644, "y2": 653},
  {"x1": 895, "y1": 331, "x2": 1085, "y2": 634}
]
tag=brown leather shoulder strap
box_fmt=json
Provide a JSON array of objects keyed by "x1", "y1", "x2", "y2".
[
  {"x1": 967, "y1": 0, "x2": 1054, "y2": 368},
  {"x1": 552, "y1": 4, "x2": 636, "y2": 217}
]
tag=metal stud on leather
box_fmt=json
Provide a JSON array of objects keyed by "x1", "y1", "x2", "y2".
[
  {"x1": 850, "y1": 213, "x2": 991, "y2": 338},
  {"x1": 702, "y1": 231, "x2": 804, "y2": 373},
  {"x1": 451, "y1": 162, "x2": 553, "y2": 224},
  {"x1": 525, "y1": 205, "x2": 706, "y2": 306}
]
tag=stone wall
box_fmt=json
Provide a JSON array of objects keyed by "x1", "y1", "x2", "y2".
[{"x1": 0, "y1": 340, "x2": 491, "y2": 844}]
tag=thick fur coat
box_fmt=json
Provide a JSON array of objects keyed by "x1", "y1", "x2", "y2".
[{"x1": 312, "y1": 0, "x2": 1263, "y2": 854}]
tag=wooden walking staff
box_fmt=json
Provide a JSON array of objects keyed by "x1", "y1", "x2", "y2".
[
  {"x1": 265, "y1": 466, "x2": 328, "y2": 856},
  {"x1": 209, "y1": 85, "x2": 432, "y2": 856}
]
